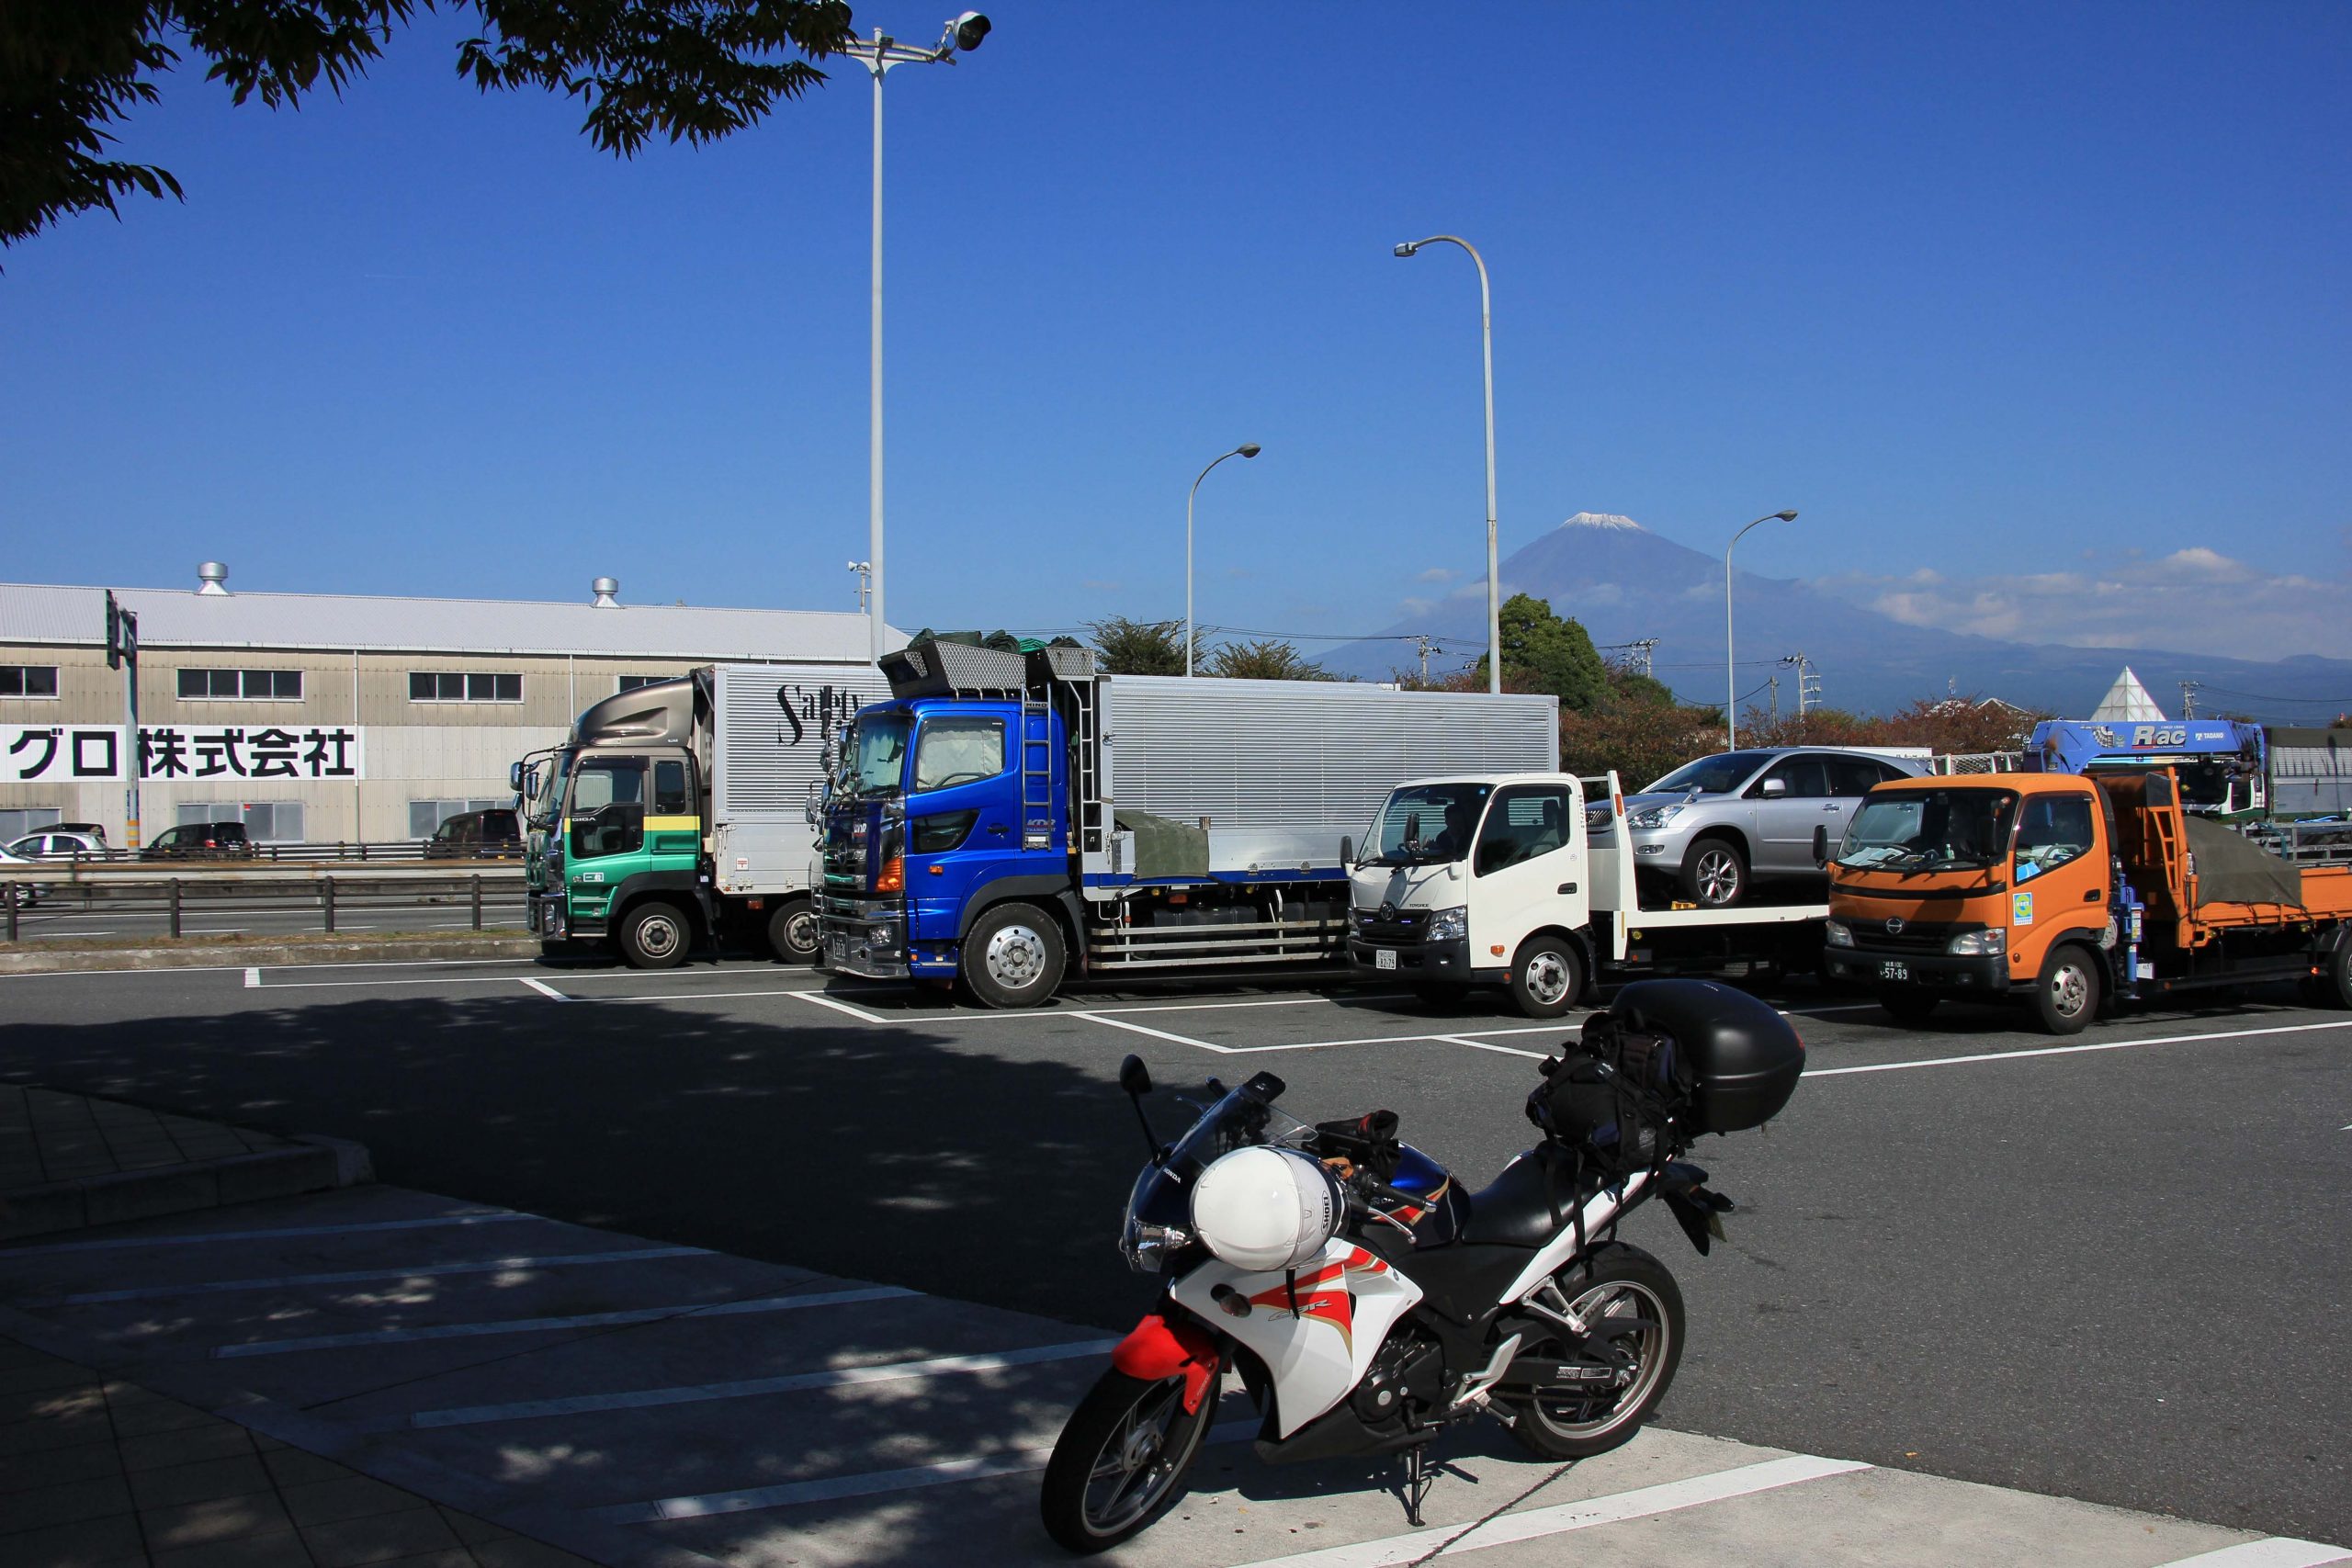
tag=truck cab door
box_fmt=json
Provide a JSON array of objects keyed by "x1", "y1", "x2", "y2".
[
  {"x1": 1467, "y1": 783, "x2": 1583, "y2": 972},
  {"x1": 2008, "y1": 789, "x2": 2106, "y2": 977},
  {"x1": 904, "y1": 712, "x2": 1023, "y2": 937}
]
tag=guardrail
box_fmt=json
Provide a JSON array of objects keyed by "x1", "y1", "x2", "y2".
[
  {"x1": 1, "y1": 874, "x2": 527, "y2": 942},
  {"x1": 6, "y1": 840, "x2": 524, "y2": 865}
]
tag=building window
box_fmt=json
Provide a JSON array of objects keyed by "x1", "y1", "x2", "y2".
[
  {"x1": 176, "y1": 801, "x2": 306, "y2": 841},
  {"x1": 410, "y1": 671, "x2": 522, "y2": 704},
  {"x1": 177, "y1": 668, "x2": 302, "y2": 700},
  {"x1": 0, "y1": 666, "x2": 60, "y2": 699},
  {"x1": 409, "y1": 797, "x2": 510, "y2": 839},
  {"x1": 0, "y1": 807, "x2": 62, "y2": 840},
  {"x1": 617, "y1": 673, "x2": 676, "y2": 693}
]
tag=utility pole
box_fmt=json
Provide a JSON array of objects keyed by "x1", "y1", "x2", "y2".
[
  {"x1": 847, "y1": 560, "x2": 873, "y2": 615},
  {"x1": 105, "y1": 592, "x2": 141, "y2": 850},
  {"x1": 1412, "y1": 635, "x2": 1436, "y2": 685},
  {"x1": 1792, "y1": 652, "x2": 1822, "y2": 715},
  {"x1": 1769, "y1": 672, "x2": 1781, "y2": 721},
  {"x1": 2180, "y1": 680, "x2": 2199, "y2": 719}
]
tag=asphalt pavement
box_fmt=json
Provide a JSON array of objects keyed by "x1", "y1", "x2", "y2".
[{"x1": 0, "y1": 953, "x2": 2345, "y2": 1547}]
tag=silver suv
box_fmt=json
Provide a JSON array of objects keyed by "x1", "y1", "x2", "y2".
[{"x1": 1611, "y1": 748, "x2": 1925, "y2": 908}]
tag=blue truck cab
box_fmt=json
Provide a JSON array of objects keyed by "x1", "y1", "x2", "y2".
[{"x1": 819, "y1": 644, "x2": 1079, "y2": 1005}]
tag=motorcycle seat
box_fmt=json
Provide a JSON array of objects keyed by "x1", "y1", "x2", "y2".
[{"x1": 1460, "y1": 1145, "x2": 1593, "y2": 1248}]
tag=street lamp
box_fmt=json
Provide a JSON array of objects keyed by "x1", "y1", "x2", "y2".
[
  {"x1": 1724, "y1": 510, "x2": 1799, "y2": 749},
  {"x1": 1395, "y1": 235, "x2": 1500, "y2": 695},
  {"x1": 835, "y1": 13, "x2": 991, "y2": 664},
  {"x1": 1185, "y1": 443, "x2": 1262, "y2": 677}
]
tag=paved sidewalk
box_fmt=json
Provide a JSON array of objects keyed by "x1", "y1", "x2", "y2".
[
  {"x1": 1, "y1": 1088, "x2": 363, "y2": 1241},
  {"x1": 0, "y1": 1335, "x2": 598, "y2": 1568}
]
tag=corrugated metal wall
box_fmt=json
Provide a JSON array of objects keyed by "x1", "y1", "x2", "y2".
[
  {"x1": 1103, "y1": 678, "x2": 1558, "y2": 830},
  {"x1": 712, "y1": 664, "x2": 892, "y2": 822}
]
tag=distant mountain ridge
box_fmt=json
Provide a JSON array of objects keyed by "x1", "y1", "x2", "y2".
[{"x1": 1328, "y1": 513, "x2": 2352, "y2": 722}]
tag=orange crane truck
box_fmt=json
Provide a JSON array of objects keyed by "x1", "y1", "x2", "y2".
[{"x1": 1822, "y1": 769, "x2": 2352, "y2": 1033}]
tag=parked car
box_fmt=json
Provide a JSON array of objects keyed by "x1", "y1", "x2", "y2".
[
  {"x1": 423, "y1": 807, "x2": 523, "y2": 859},
  {"x1": 0, "y1": 841, "x2": 45, "y2": 905},
  {"x1": 1611, "y1": 747, "x2": 1927, "y2": 908},
  {"x1": 140, "y1": 821, "x2": 255, "y2": 859}
]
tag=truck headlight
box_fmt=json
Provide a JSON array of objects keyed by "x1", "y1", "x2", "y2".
[
  {"x1": 1824, "y1": 919, "x2": 1854, "y2": 948},
  {"x1": 1947, "y1": 928, "x2": 2006, "y2": 955},
  {"x1": 1425, "y1": 906, "x2": 1468, "y2": 942},
  {"x1": 1629, "y1": 805, "x2": 1682, "y2": 830}
]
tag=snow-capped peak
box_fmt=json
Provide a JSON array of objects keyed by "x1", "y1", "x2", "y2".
[{"x1": 1559, "y1": 512, "x2": 1645, "y2": 532}]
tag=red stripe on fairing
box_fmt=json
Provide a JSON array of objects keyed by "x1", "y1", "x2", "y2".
[{"x1": 1111, "y1": 1310, "x2": 1222, "y2": 1414}]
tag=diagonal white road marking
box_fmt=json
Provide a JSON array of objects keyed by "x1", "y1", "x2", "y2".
[
  {"x1": 1069, "y1": 1011, "x2": 1235, "y2": 1053},
  {"x1": 785, "y1": 988, "x2": 889, "y2": 1023},
  {"x1": 519, "y1": 977, "x2": 569, "y2": 1001},
  {"x1": 2148, "y1": 1540, "x2": 2352, "y2": 1568}
]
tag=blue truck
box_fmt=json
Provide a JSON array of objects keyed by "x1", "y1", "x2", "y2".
[
  {"x1": 815, "y1": 639, "x2": 1559, "y2": 1006},
  {"x1": 2028, "y1": 717, "x2": 2269, "y2": 818}
]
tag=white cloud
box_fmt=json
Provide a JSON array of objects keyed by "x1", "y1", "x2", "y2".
[
  {"x1": 1416, "y1": 567, "x2": 1457, "y2": 583},
  {"x1": 1808, "y1": 546, "x2": 2351, "y2": 660}
]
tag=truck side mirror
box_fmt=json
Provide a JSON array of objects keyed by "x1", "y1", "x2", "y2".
[
  {"x1": 509, "y1": 761, "x2": 525, "y2": 791},
  {"x1": 804, "y1": 778, "x2": 824, "y2": 826},
  {"x1": 1340, "y1": 835, "x2": 1354, "y2": 869},
  {"x1": 524, "y1": 773, "x2": 538, "y2": 801},
  {"x1": 1813, "y1": 824, "x2": 1829, "y2": 865}
]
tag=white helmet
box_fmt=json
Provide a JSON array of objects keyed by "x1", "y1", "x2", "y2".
[{"x1": 1190, "y1": 1145, "x2": 1344, "y2": 1273}]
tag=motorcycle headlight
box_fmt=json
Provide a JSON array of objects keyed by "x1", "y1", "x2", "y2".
[
  {"x1": 1629, "y1": 805, "x2": 1682, "y2": 830},
  {"x1": 1424, "y1": 906, "x2": 1468, "y2": 942},
  {"x1": 1119, "y1": 1217, "x2": 1190, "y2": 1275},
  {"x1": 1824, "y1": 919, "x2": 1854, "y2": 948},
  {"x1": 1947, "y1": 928, "x2": 2006, "y2": 955}
]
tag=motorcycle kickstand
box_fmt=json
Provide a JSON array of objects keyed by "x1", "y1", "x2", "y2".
[{"x1": 1400, "y1": 1442, "x2": 1434, "y2": 1528}]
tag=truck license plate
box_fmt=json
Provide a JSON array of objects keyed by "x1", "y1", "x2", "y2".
[
  {"x1": 1375, "y1": 949, "x2": 1397, "y2": 971},
  {"x1": 1879, "y1": 960, "x2": 1909, "y2": 982},
  {"x1": 828, "y1": 934, "x2": 847, "y2": 961}
]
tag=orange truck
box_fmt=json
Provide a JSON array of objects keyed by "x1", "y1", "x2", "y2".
[{"x1": 1823, "y1": 769, "x2": 2352, "y2": 1033}]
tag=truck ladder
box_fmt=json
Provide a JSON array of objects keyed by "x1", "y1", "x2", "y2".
[
  {"x1": 1069, "y1": 678, "x2": 1104, "y2": 852},
  {"x1": 1021, "y1": 696, "x2": 1055, "y2": 850}
]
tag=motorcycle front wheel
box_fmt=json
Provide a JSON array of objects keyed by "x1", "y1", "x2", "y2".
[
  {"x1": 1506, "y1": 1242, "x2": 1686, "y2": 1461},
  {"x1": 1040, "y1": 1365, "x2": 1222, "y2": 1554}
]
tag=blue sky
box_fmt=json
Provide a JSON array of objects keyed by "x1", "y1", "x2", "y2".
[{"x1": 2, "y1": 1, "x2": 2346, "y2": 660}]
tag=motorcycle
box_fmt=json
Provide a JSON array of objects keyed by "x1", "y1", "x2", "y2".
[{"x1": 1039, "y1": 978, "x2": 1806, "y2": 1554}]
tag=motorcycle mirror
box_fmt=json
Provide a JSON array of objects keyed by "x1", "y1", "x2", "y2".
[
  {"x1": 1812, "y1": 824, "x2": 1828, "y2": 865},
  {"x1": 1118, "y1": 1054, "x2": 1152, "y2": 1098}
]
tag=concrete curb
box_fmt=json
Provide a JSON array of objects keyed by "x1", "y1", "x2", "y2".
[
  {"x1": 0, "y1": 933, "x2": 539, "y2": 974},
  {"x1": 0, "y1": 1134, "x2": 374, "y2": 1241}
]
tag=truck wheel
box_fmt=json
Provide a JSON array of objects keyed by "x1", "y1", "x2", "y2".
[
  {"x1": 1679, "y1": 837, "x2": 1747, "y2": 909},
  {"x1": 2030, "y1": 943, "x2": 2101, "y2": 1036},
  {"x1": 1879, "y1": 990, "x2": 1939, "y2": 1027},
  {"x1": 2319, "y1": 941, "x2": 2352, "y2": 1010},
  {"x1": 1509, "y1": 936, "x2": 1585, "y2": 1019},
  {"x1": 618, "y1": 900, "x2": 693, "y2": 970},
  {"x1": 962, "y1": 903, "x2": 1065, "y2": 1009},
  {"x1": 766, "y1": 899, "x2": 820, "y2": 965}
]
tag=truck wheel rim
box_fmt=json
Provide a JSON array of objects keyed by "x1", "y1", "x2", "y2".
[
  {"x1": 1695, "y1": 849, "x2": 1739, "y2": 903},
  {"x1": 639, "y1": 915, "x2": 682, "y2": 958},
  {"x1": 1524, "y1": 950, "x2": 1573, "y2": 1005},
  {"x1": 986, "y1": 924, "x2": 1046, "y2": 988},
  {"x1": 2051, "y1": 963, "x2": 2088, "y2": 1016},
  {"x1": 783, "y1": 910, "x2": 816, "y2": 955}
]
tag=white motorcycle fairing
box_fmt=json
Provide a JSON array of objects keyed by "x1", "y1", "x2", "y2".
[{"x1": 1168, "y1": 1239, "x2": 1424, "y2": 1438}]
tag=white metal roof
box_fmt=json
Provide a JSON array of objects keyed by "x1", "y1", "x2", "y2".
[{"x1": 0, "y1": 581, "x2": 903, "y2": 663}]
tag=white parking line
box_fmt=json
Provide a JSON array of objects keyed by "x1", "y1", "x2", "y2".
[
  {"x1": 244, "y1": 966, "x2": 260, "y2": 987},
  {"x1": 1077, "y1": 993, "x2": 1417, "y2": 1018},
  {"x1": 1808, "y1": 1019, "x2": 2352, "y2": 1079},
  {"x1": 2150, "y1": 1541, "x2": 2352, "y2": 1568},
  {"x1": 1071, "y1": 1011, "x2": 1234, "y2": 1053},
  {"x1": 587, "y1": 1416, "x2": 1261, "y2": 1522},
  {"x1": 1432, "y1": 1034, "x2": 1551, "y2": 1060},
  {"x1": 253, "y1": 973, "x2": 563, "y2": 991},
  {"x1": 520, "y1": 977, "x2": 570, "y2": 1002},
  {"x1": 406, "y1": 1337, "x2": 1120, "y2": 1428},
  {"x1": 1233, "y1": 1453, "x2": 1871, "y2": 1568},
  {"x1": 786, "y1": 989, "x2": 890, "y2": 1024},
  {"x1": 214, "y1": 1284, "x2": 918, "y2": 1359},
  {"x1": 16, "y1": 1246, "x2": 709, "y2": 1307},
  {"x1": 2, "y1": 1212, "x2": 530, "y2": 1258}
]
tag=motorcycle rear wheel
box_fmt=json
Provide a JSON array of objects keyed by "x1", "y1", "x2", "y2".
[
  {"x1": 1506, "y1": 1242, "x2": 1685, "y2": 1460},
  {"x1": 1040, "y1": 1365, "x2": 1222, "y2": 1553}
]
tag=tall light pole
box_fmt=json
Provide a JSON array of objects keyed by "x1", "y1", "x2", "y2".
[
  {"x1": 836, "y1": 13, "x2": 991, "y2": 664},
  {"x1": 1185, "y1": 443, "x2": 1261, "y2": 677},
  {"x1": 1724, "y1": 510, "x2": 1799, "y2": 749},
  {"x1": 1395, "y1": 235, "x2": 1500, "y2": 694}
]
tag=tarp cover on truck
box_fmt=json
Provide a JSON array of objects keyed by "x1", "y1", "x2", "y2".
[
  {"x1": 1114, "y1": 808, "x2": 1210, "y2": 879},
  {"x1": 2181, "y1": 813, "x2": 2303, "y2": 909}
]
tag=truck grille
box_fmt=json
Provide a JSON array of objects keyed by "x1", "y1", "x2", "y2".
[
  {"x1": 1353, "y1": 908, "x2": 1426, "y2": 947},
  {"x1": 1846, "y1": 919, "x2": 1965, "y2": 952}
]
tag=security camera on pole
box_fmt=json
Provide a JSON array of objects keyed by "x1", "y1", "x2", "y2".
[{"x1": 836, "y1": 13, "x2": 990, "y2": 665}]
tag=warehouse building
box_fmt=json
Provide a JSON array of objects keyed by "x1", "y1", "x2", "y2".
[{"x1": 0, "y1": 565, "x2": 894, "y2": 847}]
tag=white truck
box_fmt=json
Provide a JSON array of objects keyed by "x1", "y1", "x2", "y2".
[{"x1": 1345, "y1": 771, "x2": 1829, "y2": 1016}]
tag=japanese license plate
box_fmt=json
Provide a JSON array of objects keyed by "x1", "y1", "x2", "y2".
[
  {"x1": 829, "y1": 933, "x2": 848, "y2": 961},
  {"x1": 1374, "y1": 948, "x2": 1397, "y2": 971},
  {"x1": 1878, "y1": 960, "x2": 1909, "y2": 982}
]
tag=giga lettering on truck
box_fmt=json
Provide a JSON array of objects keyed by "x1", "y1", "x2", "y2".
[
  {"x1": 816, "y1": 639, "x2": 1559, "y2": 1006},
  {"x1": 519, "y1": 662, "x2": 889, "y2": 968}
]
